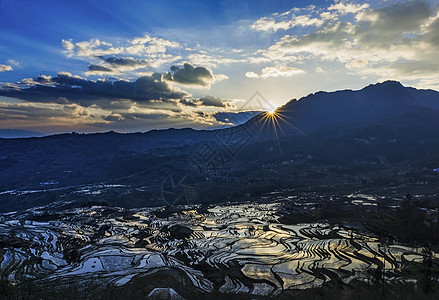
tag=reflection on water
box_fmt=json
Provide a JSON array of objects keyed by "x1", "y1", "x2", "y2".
[{"x1": 0, "y1": 201, "x2": 428, "y2": 296}]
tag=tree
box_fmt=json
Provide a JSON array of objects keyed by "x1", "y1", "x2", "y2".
[{"x1": 421, "y1": 246, "x2": 433, "y2": 294}]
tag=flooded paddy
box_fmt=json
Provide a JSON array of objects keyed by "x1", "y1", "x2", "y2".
[{"x1": 0, "y1": 200, "x2": 431, "y2": 297}]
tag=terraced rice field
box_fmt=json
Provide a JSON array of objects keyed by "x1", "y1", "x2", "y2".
[{"x1": 0, "y1": 201, "x2": 430, "y2": 297}]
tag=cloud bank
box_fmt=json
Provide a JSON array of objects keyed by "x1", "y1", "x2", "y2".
[{"x1": 247, "y1": 0, "x2": 439, "y2": 87}]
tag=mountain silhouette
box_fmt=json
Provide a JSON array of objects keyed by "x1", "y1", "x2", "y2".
[
  {"x1": 0, "y1": 129, "x2": 45, "y2": 138},
  {"x1": 246, "y1": 80, "x2": 439, "y2": 138},
  {"x1": 1, "y1": 81, "x2": 439, "y2": 211}
]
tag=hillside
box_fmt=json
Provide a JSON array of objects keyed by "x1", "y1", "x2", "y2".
[{"x1": 1, "y1": 81, "x2": 439, "y2": 211}]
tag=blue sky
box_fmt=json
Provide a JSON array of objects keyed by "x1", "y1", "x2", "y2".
[{"x1": 1, "y1": 0, "x2": 439, "y2": 134}]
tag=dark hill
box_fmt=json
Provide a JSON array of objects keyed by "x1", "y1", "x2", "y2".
[
  {"x1": 1, "y1": 81, "x2": 439, "y2": 211},
  {"x1": 246, "y1": 80, "x2": 439, "y2": 137}
]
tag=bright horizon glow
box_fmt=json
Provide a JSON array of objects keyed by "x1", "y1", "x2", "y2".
[{"x1": 1, "y1": 0, "x2": 439, "y2": 135}]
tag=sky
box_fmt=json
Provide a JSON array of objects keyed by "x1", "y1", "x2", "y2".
[{"x1": 1, "y1": 0, "x2": 439, "y2": 134}]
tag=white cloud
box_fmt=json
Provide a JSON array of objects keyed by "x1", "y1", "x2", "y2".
[
  {"x1": 62, "y1": 35, "x2": 183, "y2": 74},
  {"x1": 244, "y1": 0, "x2": 439, "y2": 92},
  {"x1": 62, "y1": 39, "x2": 122, "y2": 58},
  {"x1": 346, "y1": 59, "x2": 369, "y2": 70},
  {"x1": 251, "y1": 14, "x2": 327, "y2": 32},
  {"x1": 6, "y1": 59, "x2": 20, "y2": 67},
  {"x1": 0, "y1": 64, "x2": 13, "y2": 72},
  {"x1": 128, "y1": 35, "x2": 180, "y2": 55},
  {"x1": 62, "y1": 35, "x2": 181, "y2": 59},
  {"x1": 244, "y1": 71, "x2": 259, "y2": 78},
  {"x1": 57, "y1": 71, "x2": 84, "y2": 79},
  {"x1": 245, "y1": 66, "x2": 304, "y2": 78},
  {"x1": 328, "y1": 2, "x2": 369, "y2": 15},
  {"x1": 250, "y1": 2, "x2": 347, "y2": 33},
  {"x1": 213, "y1": 73, "x2": 229, "y2": 83},
  {"x1": 293, "y1": 15, "x2": 325, "y2": 27},
  {"x1": 61, "y1": 39, "x2": 75, "y2": 51},
  {"x1": 251, "y1": 18, "x2": 292, "y2": 32},
  {"x1": 249, "y1": 0, "x2": 439, "y2": 88}
]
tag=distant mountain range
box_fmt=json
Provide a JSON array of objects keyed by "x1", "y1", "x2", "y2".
[
  {"x1": 1, "y1": 81, "x2": 439, "y2": 211},
  {"x1": 0, "y1": 129, "x2": 45, "y2": 138},
  {"x1": 3, "y1": 80, "x2": 439, "y2": 141}
]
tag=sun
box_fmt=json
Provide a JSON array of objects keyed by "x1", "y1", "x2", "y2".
[
  {"x1": 263, "y1": 108, "x2": 278, "y2": 119},
  {"x1": 257, "y1": 107, "x2": 313, "y2": 156}
]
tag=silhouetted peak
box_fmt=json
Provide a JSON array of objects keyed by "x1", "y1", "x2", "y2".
[{"x1": 363, "y1": 80, "x2": 405, "y2": 91}]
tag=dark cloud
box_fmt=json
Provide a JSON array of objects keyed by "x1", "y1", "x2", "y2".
[
  {"x1": 179, "y1": 95, "x2": 232, "y2": 108},
  {"x1": 196, "y1": 111, "x2": 209, "y2": 117},
  {"x1": 0, "y1": 73, "x2": 187, "y2": 108},
  {"x1": 35, "y1": 75, "x2": 53, "y2": 84},
  {"x1": 388, "y1": 60, "x2": 439, "y2": 76},
  {"x1": 62, "y1": 104, "x2": 91, "y2": 117},
  {"x1": 84, "y1": 58, "x2": 152, "y2": 74},
  {"x1": 103, "y1": 111, "x2": 170, "y2": 122},
  {"x1": 179, "y1": 99, "x2": 198, "y2": 107},
  {"x1": 213, "y1": 111, "x2": 262, "y2": 125},
  {"x1": 422, "y1": 10, "x2": 439, "y2": 45},
  {"x1": 0, "y1": 103, "x2": 88, "y2": 120},
  {"x1": 103, "y1": 113, "x2": 124, "y2": 122},
  {"x1": 355, "y1": 0, "x2": 433, "y2": 47},
  {"x1": 103, "y1": 57, "x2": 150, "y2": 67},
  {"x1": 199, "y1": 95, "x2": 230, "y2": 108},
  {"x1": 125, "y1": 112, "x2": 171, "y2": 120},
  {"x1": 164, "y1": 63, "x2": 213, "y2": 86},
  {"x1": 88, "y1": 64, "x2": 114, "y2": 72}
]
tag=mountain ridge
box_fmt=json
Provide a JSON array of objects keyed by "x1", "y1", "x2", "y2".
[
  {"x1": 0, "y1": 129, "x2": 45, "y2": 138},
  {"x1": 243, "y1": 80, "x2": 439, "y2": 137},
  {"x1": 2, "y1": 80, "x2": 438, "y2": 141},
  {"x1": 1, "y1": 80, "x2": 439, "y2": 211}
]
